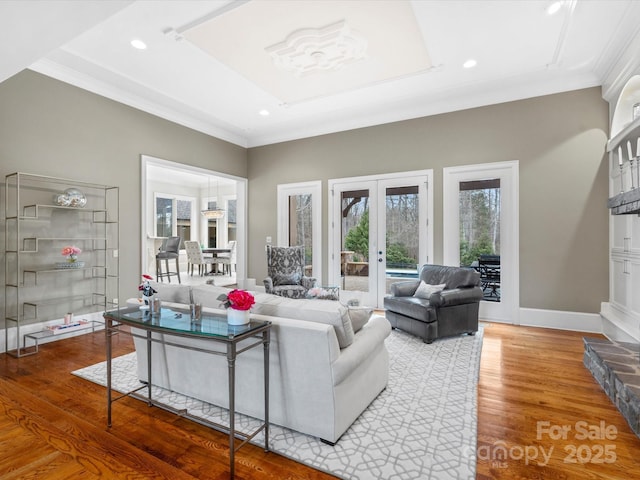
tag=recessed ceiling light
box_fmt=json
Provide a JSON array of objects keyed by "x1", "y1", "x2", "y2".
[
  {"x1": 259, "y1": 109, "x2": 270, "y2": 116},
  {"x1": 130, "y1": 39, "x2": 147, "y2": 50},
  {"x1": 546, "y1": 1, "x2": 562, "y2": 15},
  {"x1": 463, "y1": 59, "x2": 477, "y2": 69}
]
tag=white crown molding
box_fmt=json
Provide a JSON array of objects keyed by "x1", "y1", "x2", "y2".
[
  {"x1": 601, "y1": 49, "x2": 640, "y2": 105},
  {"x1": 247, "y1": 72, "x2": 601, "y2": 147},
  {"x1": 28, "y1": 53, "x2": 604, "y2": 149},
  {"x1": 599, "y1": 2, "x2": 640, "y2": 103},
  {"x1": 29, "y1": 58, "x2": 250, "y2": 148}
]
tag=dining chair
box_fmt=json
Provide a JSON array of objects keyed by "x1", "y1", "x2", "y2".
[
  {"x1": 156, "y1": 236, "x2": 181, "y2": 283},
  {"x1": 216, "y1": 240, "x2": 237, "y2": 275},
  {"x1": 184, "y1": 241, "x2": 216, "y2": 276}
]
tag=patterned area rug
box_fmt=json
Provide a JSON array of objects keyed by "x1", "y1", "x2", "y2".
[{"x1": 73, "y1": 327, "x2": 483, "y2": 479}]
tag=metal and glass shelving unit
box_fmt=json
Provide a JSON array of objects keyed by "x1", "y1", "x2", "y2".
[{"x1": 4, "y1": 172, "x2": 119, "y2": 356}]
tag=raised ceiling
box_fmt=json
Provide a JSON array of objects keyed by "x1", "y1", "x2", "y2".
[
  {"x1": 3, "y1": 0, "x2": 640, "y2": 148},
  {"x1": 182, "y1": 1, "x2": 432, "y2": 104}
]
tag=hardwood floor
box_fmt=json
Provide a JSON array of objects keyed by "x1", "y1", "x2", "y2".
[
  {"x1": 0, "y1": 329, "x2": 333, "y2": 480},
  {"x1": 1, "y1": 322, "x2": 639, "y2": 479},
  {"x1": 477, "y1": 322, "x2": 640, "y2": 479}
]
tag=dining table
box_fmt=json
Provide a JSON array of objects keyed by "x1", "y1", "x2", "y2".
[{"x1": 202, "y1": 247, "x2": 231, "y2": 275}]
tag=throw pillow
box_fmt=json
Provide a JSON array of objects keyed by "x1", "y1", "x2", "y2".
[
  {"x1": 252, "y1": 293, "x2": 355, "y2": 348},
  {"x1": 348, "y1": 306, "x2": 374, "y2": 333},
  {"x1": 273, "y1": 272, "x2": 301, "y2": 286},
  {"x1": 413, "y1": 281, "x2": 446, "y2": 300},
  {"x1": 191, "y1": 285, "x2": 238, "y2": 309}
]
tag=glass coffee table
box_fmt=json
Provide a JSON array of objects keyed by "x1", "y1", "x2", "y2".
[{"x1": 104, "y1": 306, "x2": 271, "y2": 479}]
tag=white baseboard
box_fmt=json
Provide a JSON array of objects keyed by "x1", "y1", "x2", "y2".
[
  {"x1": 518, "y1": 307, "x2": 603, "y2": 334},
  {"x1": 600, "y1": 302, "x2": 639, "y2": 343},
  {"x1": 0, "y1": 311, "x2": 105, "y2": 354},
  {"x1": 0, "y1": 307, "x2": 613, "y2": 354}
]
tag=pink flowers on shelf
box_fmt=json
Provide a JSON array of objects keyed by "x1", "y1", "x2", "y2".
[{"x1": 61, "y1": 245, "x2": 82, "y2": 262}]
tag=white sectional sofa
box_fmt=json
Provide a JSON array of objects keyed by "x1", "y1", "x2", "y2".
[{"x1": 127, "y1": 282, "x2": 391, "y2": 444}]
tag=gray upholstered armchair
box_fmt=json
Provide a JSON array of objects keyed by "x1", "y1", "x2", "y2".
[
  {"x1": 263, "y1": 245, "x2": 316, "y2": 299},
  {"x1": 384, "y1": 264, "x2": 482, "y2": 343}
]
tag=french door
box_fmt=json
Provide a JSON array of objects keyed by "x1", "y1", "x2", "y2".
[
  {"x1": 443, "y1": 161, "x2": 519, "y2": 323},
  {"x1": 329, "y1": 171, "x2": 433, "y2": 308}
]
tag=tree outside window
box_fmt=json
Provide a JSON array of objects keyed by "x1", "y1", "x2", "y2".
[
  {"x1": 459, "y1": 180, "x2": 500, "y2": 266},
  {"x1": 342, "y1": 186, "x2": 419, "y2": 269},
  {"x1": 289, "y1": 194, "x2": 313, "y2": 267}
]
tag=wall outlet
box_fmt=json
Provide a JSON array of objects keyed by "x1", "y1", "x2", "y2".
[
  {"x1": 266, "y1": 236, "x2": 272, "y2": 244},
  {"x1": 112, "y1": 298, "x2": 118, "y2": 305},
  {"x1": 113, "y1": 249, "x2": 118, "y2": 258}
]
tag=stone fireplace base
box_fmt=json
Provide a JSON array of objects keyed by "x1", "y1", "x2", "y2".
[{"x1": 583, "y1": 337, "x2": 640, "y2": 438}]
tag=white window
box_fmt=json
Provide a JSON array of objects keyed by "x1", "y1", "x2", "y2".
[
  {"x1": 154, "y1": 193, "x2": 196, "y2": 248},
  {"x1": 277, "y1": 181, "x2": 322, "y2": 281}
]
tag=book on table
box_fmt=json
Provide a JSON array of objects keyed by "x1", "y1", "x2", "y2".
[{"x1": 46, "y1": 320, "x2": 90, "y2": 335}]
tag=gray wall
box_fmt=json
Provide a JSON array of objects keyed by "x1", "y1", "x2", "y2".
[
  {"x1": 0, "y1": 70, "x2": 610, "y2": 323},
  {"x1": 247, "y1": 87, "x2": 610, "y2": 314},
  {"x1": 0, "y1": 70, "x2": 246, "y2": 327}
]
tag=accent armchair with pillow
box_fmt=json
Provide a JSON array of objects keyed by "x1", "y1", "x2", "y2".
[
  {"x1": 264, "y1": 245, "x2": 316, "y2": 299},
  {"x1": 384, "y1": 264, "x2": 483, "y2": 343}
]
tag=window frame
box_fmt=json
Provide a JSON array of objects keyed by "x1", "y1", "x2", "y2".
[
  {"x1": 277, "y1": 181, "x2": 322, "y2": 283},
  {"x1": 153, "y1": 192, "x2": 197, "y2": 244}
]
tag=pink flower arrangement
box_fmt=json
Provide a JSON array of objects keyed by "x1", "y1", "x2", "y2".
[
  {"x1": 61, "y1": 245, "x2": 81, "y2": 261},
  {"x1": 217, "y1": 289, "x2": 255, "y2": 311}
]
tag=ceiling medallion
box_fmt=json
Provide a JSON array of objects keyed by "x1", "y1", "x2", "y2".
[{"x1": 265, "y1": 20, "x2": 367, "y2": 77}]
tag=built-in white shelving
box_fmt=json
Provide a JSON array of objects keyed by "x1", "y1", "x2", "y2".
[{"x1": 603, "y1": 77, "x2": 640, "y2": 343}]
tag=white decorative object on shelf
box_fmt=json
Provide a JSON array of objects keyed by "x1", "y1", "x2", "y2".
[
  {"x1": 64, "y1": 188, "x2": 87, "y2": 207},
  {"x1": 52, "y1": 188, "x2": 87, "y2": 207},
  {"x1": 53, "y1": 193, "x2": 71, "y2": 206}
]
